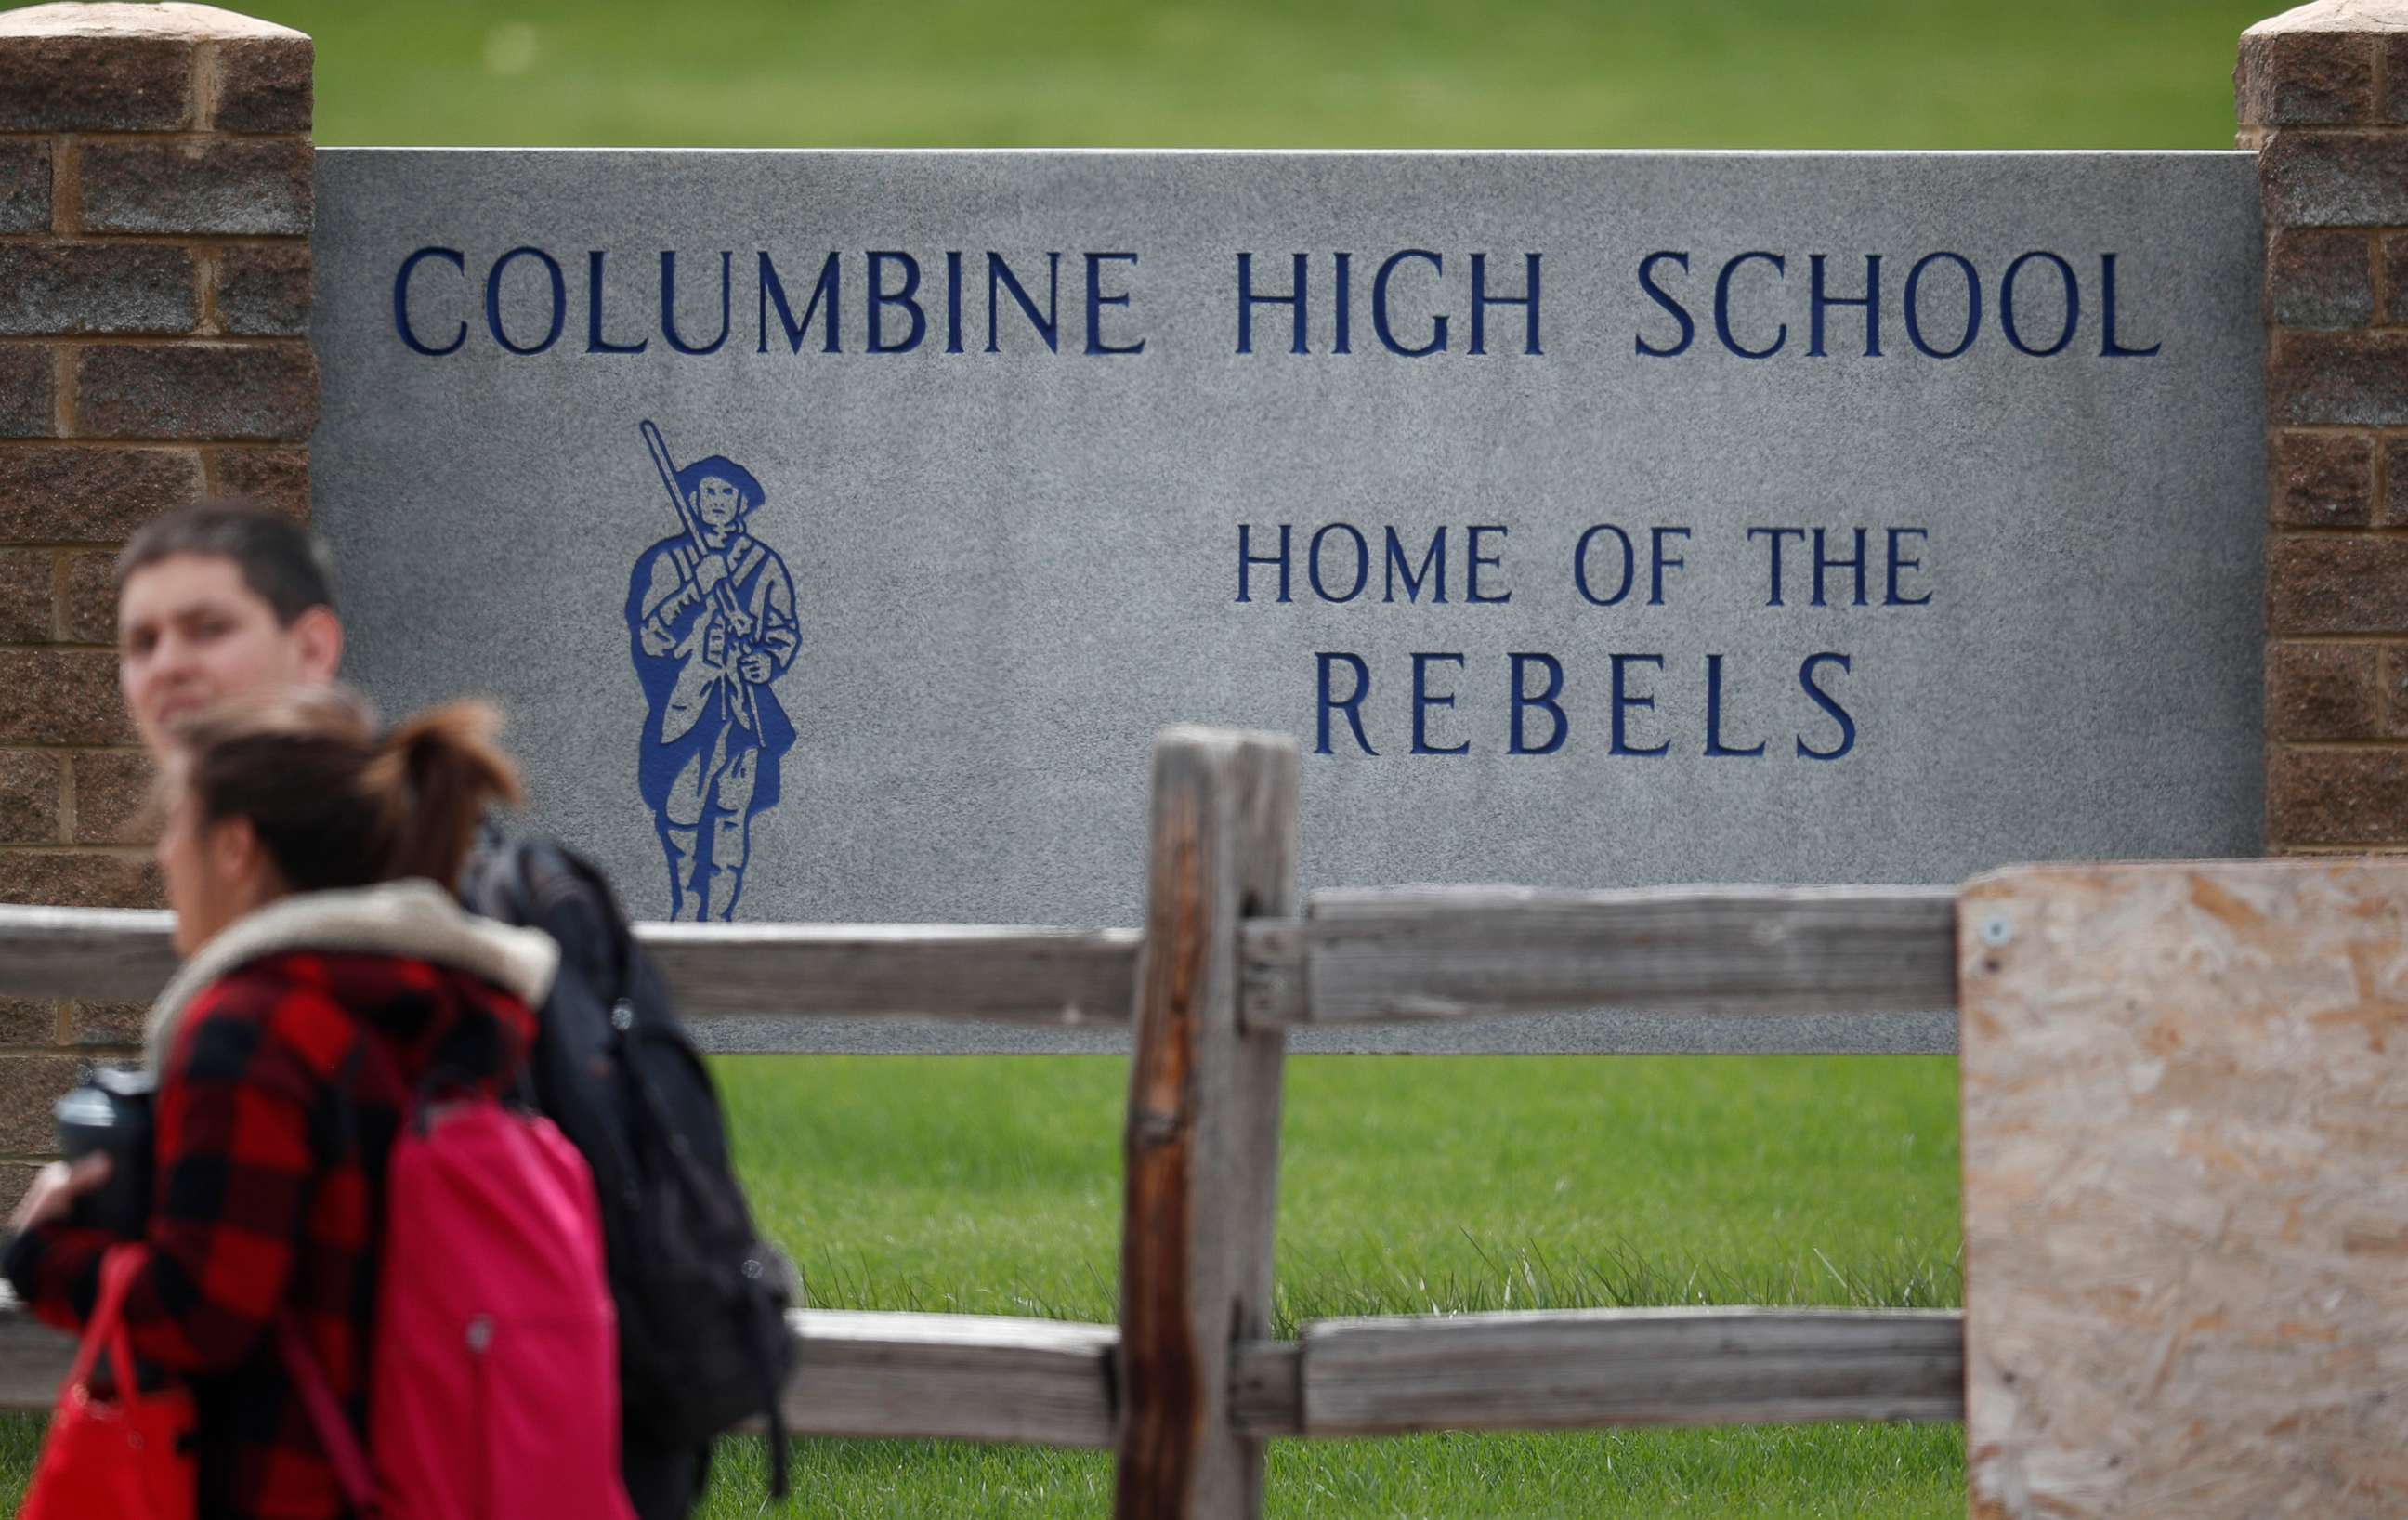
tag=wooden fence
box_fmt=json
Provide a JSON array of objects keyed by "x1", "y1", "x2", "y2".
[{"x1": 0, "y1": 727, "x2": 1970, "y2": 1518}]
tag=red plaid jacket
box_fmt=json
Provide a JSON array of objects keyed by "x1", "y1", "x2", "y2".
[{"x1": 7, "y1": 947, "x2": 535, "y2": 1519}]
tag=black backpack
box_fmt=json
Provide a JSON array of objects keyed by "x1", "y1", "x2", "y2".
[{"x1": 462, "y1": 836, "x2": 796, "y2": 1511}]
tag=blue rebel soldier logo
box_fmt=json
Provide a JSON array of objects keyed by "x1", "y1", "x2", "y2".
[{"x1": 626, "y1": 420, "x2": 799, "y2": 921}]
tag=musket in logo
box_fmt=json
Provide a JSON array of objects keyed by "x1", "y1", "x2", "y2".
[
  {"x1": 623, "y1": 420, "x2": 801, "y2": 922},
  {"x1": 639, "y1": 419, "x2": 763, "y2": 737}
]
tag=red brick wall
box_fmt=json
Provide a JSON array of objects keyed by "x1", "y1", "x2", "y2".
[
  {"x1": 0, "y1": 2, "x2": 313, "y2": 1193},
  {"x1": 2242, "y1": 3, "x2": 2408, "y2": 850}
]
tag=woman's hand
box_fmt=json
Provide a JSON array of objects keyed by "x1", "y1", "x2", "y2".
[{"x1": 8, "y1": 1154, "x2": 111, "y2": 1232}]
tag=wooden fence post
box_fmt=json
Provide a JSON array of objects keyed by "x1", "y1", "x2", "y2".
[{"x1": 1116, "y1": 727, "x2": 1299, "y2": 1520}]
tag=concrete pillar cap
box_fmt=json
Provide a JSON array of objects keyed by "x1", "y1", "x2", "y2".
[
  {"x1": 2246, "y1": 0, "x2": 2408, "y2": 35},
  {"x1": 0, "y1": 4, "x2": 305, "y2": 41}
]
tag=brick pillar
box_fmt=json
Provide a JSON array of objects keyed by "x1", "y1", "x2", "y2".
[
  {"x1": 0, "y1": 3, "x2": 314, "y2": 1192},
  {"x1": 2244, "y1": 0, "x2": 2408, "y2": 850}
]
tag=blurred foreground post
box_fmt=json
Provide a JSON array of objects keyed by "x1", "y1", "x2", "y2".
[{"x1": 1116, "y1": 728, "x2": 1297, "y2": 1520}]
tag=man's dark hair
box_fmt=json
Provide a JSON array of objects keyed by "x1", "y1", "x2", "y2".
[{"x1": 114, "y1": 498, "x2": 336, "y2": 624}]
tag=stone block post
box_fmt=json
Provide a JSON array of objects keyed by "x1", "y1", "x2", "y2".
[
  {"x1": 1961, "y1": 860, "x2": 2408, "y2": 1518},
  {"x1": 0, "y1": 2, "x2": 313, "y2": 1188},
  {"x1": 2243, "y1": 0, "x2": 2408, "y2": 849}
]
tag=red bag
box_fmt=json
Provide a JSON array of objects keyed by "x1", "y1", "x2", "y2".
[
  {"x1": 21, "y1": 1243, "x2": 197, "y2": 1520},
  {"x1": 282, "y1": 1097, "x2": 635, "y2": 1520}
]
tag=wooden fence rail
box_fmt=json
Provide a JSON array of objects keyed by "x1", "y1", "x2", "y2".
[
  {"x1": 0, "y1": 907, "x2": 1143, "y2": 1026},
  {"x1": 1243, "y1": 884, "x2": 1958, "y2": 1027},
  {"x1": 0, "y1": 727, "x2": 1972, "y2": 1520},
  {"x1": 0, "y1": 1294, "x2": 1967, "y2": 1442},
  {"x1": 0, "y1": 889, "x2": 1958, "y2": 1042}
]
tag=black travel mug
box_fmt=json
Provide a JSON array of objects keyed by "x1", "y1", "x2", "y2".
[{"x1": 53, "y1": 1065, "x2": 155, "y2": 1238}]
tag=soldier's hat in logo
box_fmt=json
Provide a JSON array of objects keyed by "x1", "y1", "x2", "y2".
[{"x1": 674, "y1": 454, "x2": 765, "y2": 515}]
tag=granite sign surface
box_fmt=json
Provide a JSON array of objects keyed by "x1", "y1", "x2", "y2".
[{"x1": 311, "y1": 150, "x2": 2263, "y2": 1049}]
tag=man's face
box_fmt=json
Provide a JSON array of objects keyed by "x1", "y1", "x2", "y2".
[
  {"x1": 118, "y1": 554, "x2": 342, "y2": 755},
  {"x1": 693, "y1": 476, "x2": 742, "y2": 531}
]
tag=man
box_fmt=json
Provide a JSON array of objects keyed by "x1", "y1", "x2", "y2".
[
  {"x1": 18, "y1": 499, "x2": 340, "y2": 1436},
  {"x1": 624, "y1": 454, "x2": 798, "y2": 922},
  {"x1": 113, "y1": 501, "x2": 344, "y2": 756}
]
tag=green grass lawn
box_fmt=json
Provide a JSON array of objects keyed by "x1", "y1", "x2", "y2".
[
  {"x1": 695, "y1": 1053, "x2": 1963, "y2": 1518},
  {"x1": 246, "y1": 0, "x2": 2265, "y2": 151},
  {"x1": 739, "y1": 1055, "x2": 1959, "y2": 1327}
]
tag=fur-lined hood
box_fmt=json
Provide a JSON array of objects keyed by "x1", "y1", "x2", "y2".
[{"x1": 144, "y1": 879, "x2": 557, "y2": 1072}]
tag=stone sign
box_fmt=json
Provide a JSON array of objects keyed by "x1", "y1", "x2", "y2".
[{"x1": 310, "y1": 150, "x2": 2263, "y2": 1048}]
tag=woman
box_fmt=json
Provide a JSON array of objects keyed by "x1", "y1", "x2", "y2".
[{"x1": 5, "y1": 687, "x2": 556, "y2": 1519}]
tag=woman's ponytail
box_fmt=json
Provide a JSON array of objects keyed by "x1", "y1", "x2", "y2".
[{"x1": 372, "y1": 701, "x2": 522, "y2": 885}]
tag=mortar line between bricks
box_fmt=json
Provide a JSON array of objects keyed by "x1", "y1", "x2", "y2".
[
  {"x1": 196, "y1": 245, "x2": 221, "y2": 336},
  {"x1": 50, "y1": 134, "x2": 76, "y2": 238},
  {"x1": 8, "y1": 328, "x2": 228, "y2": 346},
  {"x1": 2271, "y1": 323, "x2": 2408, "y2": 339},
  {"x1": 49, "y1": 343, "x2": 72, "y2": 436},
  {"x1": 2279, "y1": 740, "x2": 2408, "y2": 752},
  {"x1": 0, "y1": 436, "x2": 308, "y2": 449},
  {"x1": 2377, "y1": 229, "x2": 2394, "y2": 323},
  {"x1": 11, "y1": 437, "x2": 306, "y2": 450},
  {"x1": 2266, "y1": 125, "x2": 2408, "y2": 141},
  {"x1": 192, "y1": 41, "x2": 221, "y2": 134},
  {"x1": 0, "y1": 845, "x2": 150, "y2": 858},
  {"x1": 2271, "y1": 634, "x2": 2395, "y2": 646},
  {"x1": 0, "y1": 439, "x2": 237, "y2": 452},
  {"x1": 2263, "y1": 843, "x2": 2408, "y2": 858},
  {"x1": 0, "y1": 548, "x2": 125, "y2": 572},
  {"x1": 2270, "y1": 226, "x2": 2408, "y2": 240},
  {"x1": 0, "y1": 233, "x2": 308, "y2": 249},
  {"x1": 45, "y1": 553, "x2": 65, "y2": 645},
  {"x1": 0, "y1": 334, "x2": 295, "y2": 348},
  {"x1": 57, "y1": 752, "x2": 75, "y2": 849},
  {"x1": 0, "y1": 131, "x2": 311, "y2": 148},
  {"x1": 0, "y1": 744, "x2": 148, "y2": 756}
]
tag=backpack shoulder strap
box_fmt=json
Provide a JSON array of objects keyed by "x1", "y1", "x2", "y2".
[
  {"x1": 465, "y1": 833, "x2": 640, "y2": 1002},
  {"x1": 277, "y1": 1314, "x2": 378, "y2": 1510},
  {"x1": 458, "y1": 829, "x2": 539, "y2": 924},
  {"x1": 562, "y1": 845, "x2": 638, "y2": 996},
  {"x1": 511, "y1": 838, "x2": 637, "y2": 1002}
]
